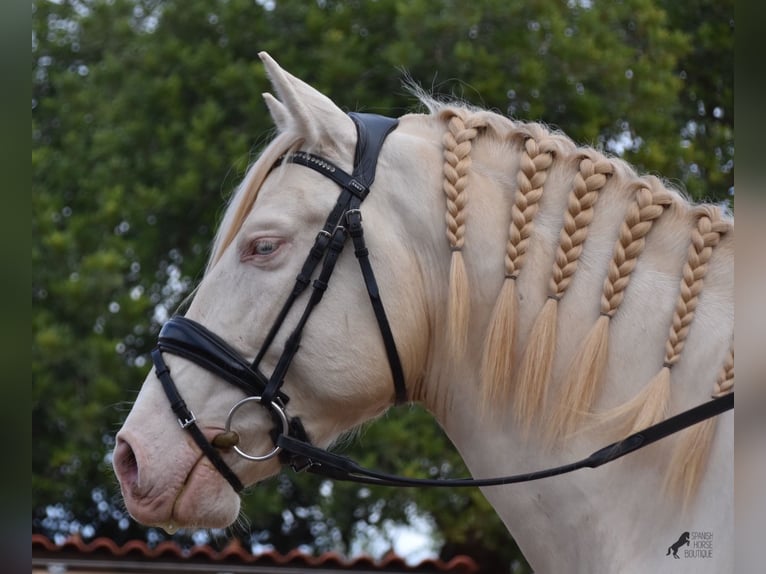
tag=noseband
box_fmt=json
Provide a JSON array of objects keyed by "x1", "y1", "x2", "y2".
[{"x1": 151, "y1": 113, "x2": 734, "y2": 494}]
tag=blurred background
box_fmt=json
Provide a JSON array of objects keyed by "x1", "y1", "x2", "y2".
[{"x1": 32, "y1": 1, "x2": 733, "y2": 572}]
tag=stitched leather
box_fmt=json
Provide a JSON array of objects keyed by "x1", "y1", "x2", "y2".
[{"x1": 158, "y1": 317, "x2": 280, "y2": 402}]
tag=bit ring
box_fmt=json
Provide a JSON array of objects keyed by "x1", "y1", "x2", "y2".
[{"x1": 224, "y1": 396, "x2": 289, "y2": 462}]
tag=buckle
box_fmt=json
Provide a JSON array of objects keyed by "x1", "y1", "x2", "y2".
[
  {"x1": 177, "y1": 411, "x2": 197, "y2": 429},
  {"x1": 345, "y1": 209, "x2": 362, "y2": 224}
]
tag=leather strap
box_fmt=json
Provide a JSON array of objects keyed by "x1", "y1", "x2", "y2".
[
  {"x1": 346, "y1": 205, "x2": 408, "y2": 404},
  {"x1": 152, "y1": 348, "x2": 245, "y2": 492},
  {"x1": 348, "y1": 112, "x2": 399, "y2": 187},
  {"x1": 256, "y1": 113, "x2": 403, "y2": 406},
  {"x1": 252, "y1": 113, "x2": 398, "y2": 372},
  {"x1": 276, "y1": 393, "x2": 733, "y2": 487},
  {"x1": 260, "y1": 225, "x2": 349, "y2": 406},
  {"x1": 158, "y1": 317, "x2": 285, "y2": 404}
]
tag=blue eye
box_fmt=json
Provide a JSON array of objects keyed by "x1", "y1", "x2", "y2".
[
  {"x1": 241, "y1": 237, "x2": 287, "y2": 263},
  {"x1": 253, "y1": 239, "x2": 279, "y2": 255}
]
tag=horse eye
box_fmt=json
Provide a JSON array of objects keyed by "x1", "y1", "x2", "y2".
[
  {"x1": 241, "y1": 237, "x2": 284, "y2": 262},
  {"x1": 252, "y1": 239, "x2": 279, "y2": 256},
  {"x1": 250, "y1": 239, "x2": 280, "y2": 257}
]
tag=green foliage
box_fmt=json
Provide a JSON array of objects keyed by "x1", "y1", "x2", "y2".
[{"x1": 32, "y1": 0, "x2": 732, "y2": 571}]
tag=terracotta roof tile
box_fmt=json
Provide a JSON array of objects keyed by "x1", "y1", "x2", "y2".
[{"x1": 32, "y1": 534, "x2": 479, "y2": 573}]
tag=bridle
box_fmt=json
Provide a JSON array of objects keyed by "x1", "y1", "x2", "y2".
[
  {"x1": 152, "y1": 112, "x2": 404, "y2": 492},
  {"x1": 151, "y1": 112, "x2": 734, "y2": 494}
]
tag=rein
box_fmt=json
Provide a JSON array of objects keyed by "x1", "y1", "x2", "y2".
[
  {"x1": 151, "y1": 112, "x2": 734, "y2": 494},
  {"x1": 276, "y1": 393, "x2": 733, "y2": 487}
]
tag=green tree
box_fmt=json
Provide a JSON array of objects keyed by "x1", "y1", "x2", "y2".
[
  {"x1": 661, "y1": 0, "x2": 734, "y2": 201},
  {"x1": 33, "y1": 1, "x2": 732, "y2": 571}
]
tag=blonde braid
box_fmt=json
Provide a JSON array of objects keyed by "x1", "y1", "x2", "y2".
[
  {"x1": 442, "y1": 112, "x2": 475, "y2": 251},
  {"x1": 663, "y1": 213, "x2": 727, "y2": 369},
  {"x1": 665, "y1": 342, "x2": 734, "y2": 506},
  {"x1": 441, "y1": 110, "x2": 485, "y2": 355},
  {"x1": 506, "y1": 137, "x2": 555, "y2": 278},
  {"x1": 600, "y1": 182, "x2": 673, "y2": 316},
  {"x1": 604, "y1": 207, "x2": 730, "y2": 434},
  {"x1": 548, "y1": 182, "x2": 672, "y2": 440},
  {"x1": 550, "y1": 156, "x2": 614, "y2": 297},
  {"x1": 514, "y1": 154, "x2": 613, "y2": 429},
  {"x1": 481, "y1": 135, "x2": 554, "y2": 409},
  {"x1": 711, "y1": 345, "x2": 734, "y2": 398}
]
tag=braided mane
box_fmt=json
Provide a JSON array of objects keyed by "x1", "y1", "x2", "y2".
[
  {"x1": 421, "y1": 98, "x2": 733, "y2": 504},
  {"x1": 207, "y1": 93, "x2": 732, "y2": 506}
]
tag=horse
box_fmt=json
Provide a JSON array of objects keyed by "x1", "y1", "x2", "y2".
[
  {"x1": 666, "y1": 531, "x2": 691, "y2": 559},
  {"x1": 113, "y1": 53, "x2": 733, "y2": 573}
]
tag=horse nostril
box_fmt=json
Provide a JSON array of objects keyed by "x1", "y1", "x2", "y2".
[
  {"x1": 113, "y1": 438, "x2": 139, "y2": 490},
  {"x1": 212, "y1": 430, "x2": 240, "y2": 449}
]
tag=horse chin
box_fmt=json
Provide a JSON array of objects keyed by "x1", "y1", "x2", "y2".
[{"x1": 169, "y1": 457, "x2": 242, "y2": 529}]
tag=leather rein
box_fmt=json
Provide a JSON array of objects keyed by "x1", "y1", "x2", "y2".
[{"x1": 151, "y1": 112, "x2": 734, "y2": 493}]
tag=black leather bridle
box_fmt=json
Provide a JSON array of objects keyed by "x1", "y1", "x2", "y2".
[{"x1": 151, "y1": 112, "x2": 734, "y2": 494}]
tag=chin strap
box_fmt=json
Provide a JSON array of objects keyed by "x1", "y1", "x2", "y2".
[{"x1": 274, "y1": 393, "x2": 733, "y2": 487}]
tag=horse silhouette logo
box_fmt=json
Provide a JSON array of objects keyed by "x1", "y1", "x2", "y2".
[{"x1": 666, "y1": 531, "x2": 690, "y2": 558}]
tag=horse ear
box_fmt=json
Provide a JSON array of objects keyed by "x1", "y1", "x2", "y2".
[
  {"x1": 262, "y1": 92, "x2": 290, "y2": 132},
  {"x1": 258, "y1": 51, "x2": 354, "y2": 147}
]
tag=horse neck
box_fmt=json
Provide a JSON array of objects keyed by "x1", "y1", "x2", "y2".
[
  {"x1": 406, "y1": 110, "x2": 733, "y2": 572},
  {"x1": 410, "y1": 110, "x2": 734, "y2": 432}
]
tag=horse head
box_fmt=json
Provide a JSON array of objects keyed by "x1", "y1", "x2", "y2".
[{"x1": 113, "y1": 53, "x2": 439, "y2": 530}]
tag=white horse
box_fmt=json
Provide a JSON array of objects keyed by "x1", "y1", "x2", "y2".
[{"x1": 114, "y1": 53, "x2": 733, "y2": 573}]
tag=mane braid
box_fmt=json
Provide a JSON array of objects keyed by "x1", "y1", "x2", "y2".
[
  {"x1": 514, "y1": 153, "x2": 613, "y2": 431},
  {"x1": 664, "y1": 343, "x2": 733, "y2": 506},
  {"x1": 600, "y1": 207, "x2": 731, "y2": 435},
  {"x1": 440, "y1": 109, "x2": 486, "y2": 357},
  {"x1": 547, "y1": 179, "x2": 673, "y2": 441},
  {"x1": 711, "y1": 344, "x2": 734, "y2": 398},
  {"x1": 480, "y1": 134, "x2": 554, "y2": 411}
]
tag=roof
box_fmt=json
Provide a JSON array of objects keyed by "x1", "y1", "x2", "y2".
[{"x1": 32, "y1": 534, "x2": 479, "y2": 574}]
